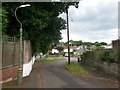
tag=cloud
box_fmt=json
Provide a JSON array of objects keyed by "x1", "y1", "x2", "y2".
[{"x1": 59, "y1": 0, "x2": 118, "y2": 43}]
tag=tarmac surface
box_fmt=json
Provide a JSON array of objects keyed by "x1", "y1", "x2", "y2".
[{"x1": 2, "y1": 57, "x2": 118, "y2": 88}]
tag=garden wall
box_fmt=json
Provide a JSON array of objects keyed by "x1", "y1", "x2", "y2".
[
  {"x1": 81, "y1": 49, "x2": 118, "y2": 77},
  {"x1": 0, "y1": 40, "x2": 34, "y2": 83},
  {"x1": 0, "y1": 66, "x2": 18, "y2": 83},
  {"x1": 112, "y1": 39, "x2": 120, "y2": 55}
]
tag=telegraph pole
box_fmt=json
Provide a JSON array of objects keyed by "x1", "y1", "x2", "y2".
[{"x1": 66, "y1": 6, "x2": 70, "y2": 65}]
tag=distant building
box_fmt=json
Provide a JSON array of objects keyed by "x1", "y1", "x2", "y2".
[
  {"x1": 63, "y1": 48, "x2": 73, "y2": 52},
  {"x1": 74, "y1": 45, "x2": 86, "y2": 56},
  {"x1": 52, "y1": 48, "x2": 59, "y2": 54},
  {"x1": 63, "y1": 45, "x2": 87, "y2": 57},
  {"x1": 101, "y1": 44, "x2": 112, "y2": 49}
]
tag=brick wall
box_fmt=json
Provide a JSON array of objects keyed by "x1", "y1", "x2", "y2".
[
  {"x1": 0, "y1": 66, "x2": 18, "y2": 83},
  {"x1": 1, "y1": 40, "x2": 32, "y2": 83}
]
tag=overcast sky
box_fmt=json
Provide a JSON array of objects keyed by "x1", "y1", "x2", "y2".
[{"x1": 59, "y1": 0, "x2": 118, "y2": 44}]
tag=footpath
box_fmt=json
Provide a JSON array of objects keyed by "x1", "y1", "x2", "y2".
[{"x1": 2, "y1": 61, "x2": 44, "y2": 88}]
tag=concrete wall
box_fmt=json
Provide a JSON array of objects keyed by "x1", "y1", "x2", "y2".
[
  {"x1": 1, "y1": 40, "x2": 34, "y2": 83},
  {"x1": 81, "y1": 49, "x2": 118, "y2": 77},
  {"x1": 2, "y1": 40, "x2": 32, "y2": 69},
  {"x1": 112, "y1": 39, "x2": 120, "y2": 55},
  {"x1": 23, "y1": 40, "x2": 32, "y2": 64},
  {"x1": 2, "y1": 41, "x2": 19, "y2": 68},
  {"x1": 94, "y1": 61, "x2": 118, "y2": 77}
]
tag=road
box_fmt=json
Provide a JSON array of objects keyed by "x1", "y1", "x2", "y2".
[{"x1": 3, "y1": 57, "x2": 118, "y2": 88}]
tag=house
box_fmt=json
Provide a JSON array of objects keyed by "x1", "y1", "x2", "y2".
[
  {"x1": 52, "y1": 48, "x2": 59, "y2": 54},
  {"x1": 74, "y1": 45, "x2": 87, "y2": 56},
  {"x1": 63, "y1": 45, "x2": 87, "y2": 57},
  {"x1": 63, "y1": 48, "x2": 73, "y2": 52},
  {"x1": 101, "y1": 44, "x2": 112, "y2": 49},
  {"x1": 63, "y1": 46, "x2": 74, "y2": 56}
]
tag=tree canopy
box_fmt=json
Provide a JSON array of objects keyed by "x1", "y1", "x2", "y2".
[
  {"x1": 63, "y1": 40, "x2": 108, "y2": 50},
  {"x1": 2, "y1": 2, "x2": 79, "y2": 54}
]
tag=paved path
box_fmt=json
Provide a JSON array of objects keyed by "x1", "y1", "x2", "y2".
[{"x1": 3, "y1": 57, "x2": 118, "y2": 88}]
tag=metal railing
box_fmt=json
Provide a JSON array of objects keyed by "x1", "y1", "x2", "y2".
[{"x1": 2, "y1": 35, "x2": 19, "y2": 42}]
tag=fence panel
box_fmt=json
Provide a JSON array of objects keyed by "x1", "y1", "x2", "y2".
[
  {"x1": 2, "y1": 42, "x2": 15, "y2": 68},
  {"x1": 14, "y1": 41, "x2": 20, "y2": 65},
  {"x1": 2, "y1": 40, "x2": 32, "y2": 69}
]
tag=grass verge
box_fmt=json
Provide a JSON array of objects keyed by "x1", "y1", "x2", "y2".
[
  {"x1": 40, "y1": 56, "x2": 64, "y2": 63},
  {"x1": 64, "y1": 62, "x2": 90, "y2": 77}
]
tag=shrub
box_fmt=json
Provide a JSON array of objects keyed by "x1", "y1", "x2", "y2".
[{"x1": 100, "y1": 51, "x2": 114, "y2": 63}]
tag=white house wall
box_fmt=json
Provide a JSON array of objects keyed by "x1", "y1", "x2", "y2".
[
  {"x1": 64, "y1": 49, "x2": 73, "y2": 52},
  {"x1": 52, "y1": 49, "x2": 59, "y2": 53}
]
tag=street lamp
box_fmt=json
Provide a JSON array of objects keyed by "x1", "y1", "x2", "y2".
[
  {"x1": 15, "y1": 4, "x2": 31, "y2": 85},
  {"x1": 65, "y1": 4, "x2": 70, "y2": 65}
]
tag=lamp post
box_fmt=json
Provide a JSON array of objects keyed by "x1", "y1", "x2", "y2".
[
  {"x1": 65, "y1": 5, "x2": 70, "y2": 65},
  {"x1": 15, "y1": 4, "x2": 30, "y2": 85}
]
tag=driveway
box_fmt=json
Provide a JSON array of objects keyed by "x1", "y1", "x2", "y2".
[{"x1": 3, "y1": 57, "x2": 118, "y2": 88}]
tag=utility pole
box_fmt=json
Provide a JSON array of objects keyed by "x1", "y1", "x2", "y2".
[{"x1": 66, "y1": 5, "x2": 70, "y2": 65}]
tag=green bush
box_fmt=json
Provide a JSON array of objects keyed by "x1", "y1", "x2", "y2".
[
  {"x1": 110, "y1": 53, "x2": 118, "y2": 63},
  {"x1": 60, "y1": 51, "x2": 64, "y2": 56},
  {"x1": 100, "y1": 51, "x2": 115, "y2": 63}
]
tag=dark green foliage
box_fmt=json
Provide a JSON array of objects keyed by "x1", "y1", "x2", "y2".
[
  {"x1": 94, "y1": 42, "x2": 102, "y2": 50},
  {"x1": 100, "y1": 51, "x2": 111, "y2": 62},
  {"x1": 0, "y1": 8, "x2": 8, "y2": 34},
  {"x1": 56, "y1": 46, "x2": 64, "y2": 52},
  {"x1": 70, "y1": 40, "x2": 83, "y2": 46},
  {"x1": 100, "y1": 51, "x2": 118, "y2": 63},
  {"x1": 100, "y1": 42, "x2": 107, "y2": 45},
  {"x1": 65, "y1": 40, "x2": 83, "y2": 46},
  {"x1": 2, "y1": 2, "x2": 79, "y2": 54},
  {"x1": 84, "y1": 42, "x2": 93, "y2": 47}
]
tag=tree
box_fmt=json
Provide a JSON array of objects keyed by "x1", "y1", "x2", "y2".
[
  {"x1": 56, "y1": 46, "x2": 64, "y2": 52},
  {"x1": 68, "y1": 40, "x2": 83, "y2": 46},
  {"x1": 94, "y1": 42, "x2": 101, "y2": 46},
  {"x1": 0, "y1": 8, "x2": 8, "y2": 35},
  {"x1": 100, "y1": 42, "x2": 107, "y2": 45},
  {"x1": 2, "y1": 2, "x2": 79, "y2": 54},
  {"x1": 94, "y1": 42, "x2": 102, "y2": 50},
  {"x1": 83, "y1": 42, "x2": 93, "y2": 50}
]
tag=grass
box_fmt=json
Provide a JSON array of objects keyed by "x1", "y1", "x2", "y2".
[
  {"x1": 40, "y1": 56, "x2": 64, "y2": 63},
  {"x1": 64, "y1": 62, "x2": 90, "y2": 77}
]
